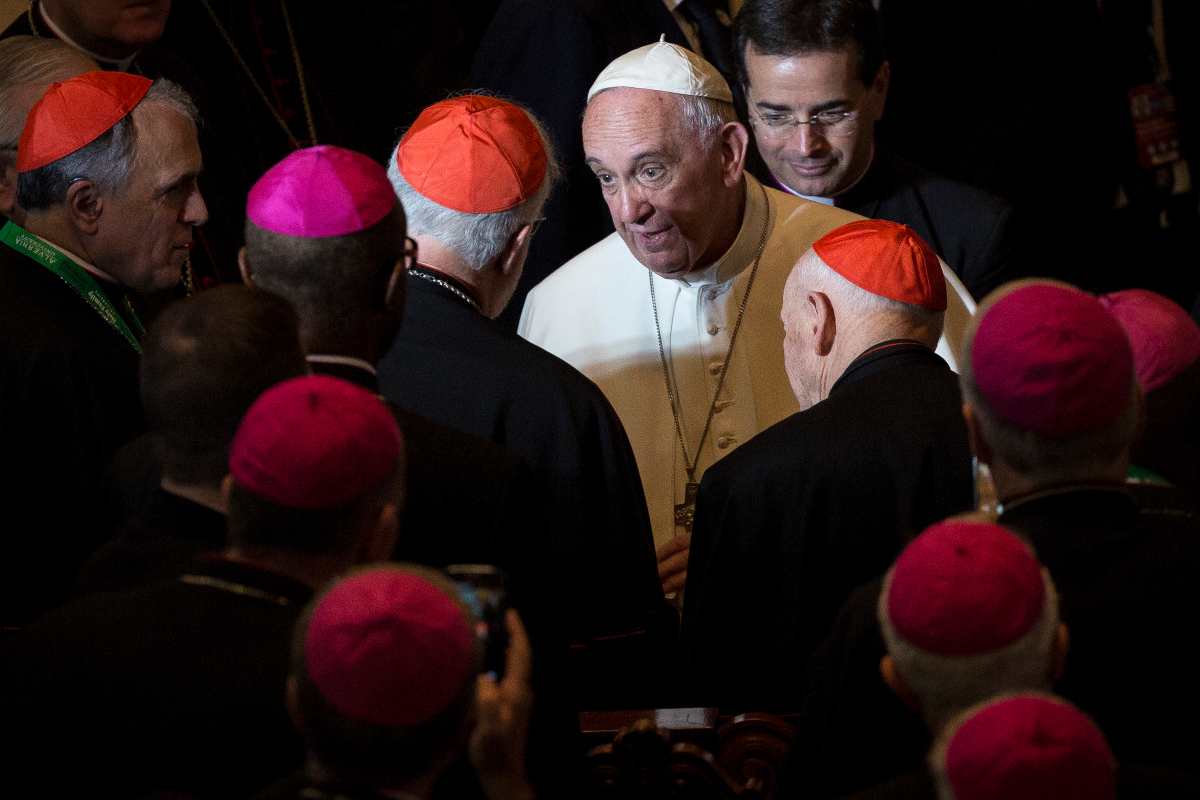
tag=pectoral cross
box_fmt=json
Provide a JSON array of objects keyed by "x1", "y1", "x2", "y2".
[{"x1": 674, "y1": 481, "x2": 700, "y2": 532}]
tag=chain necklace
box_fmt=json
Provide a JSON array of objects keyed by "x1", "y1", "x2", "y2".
[
  {"x1": 200, "y1": 0, "x2": 317, "y2": 149},
  {"x1": 409, "y1": 265, "x2": 483, "y2": 314},
  {"x1": 650, "y1": 182, "x2": 771, "y2": 532},
  {"x1": 178, "y1": 574, "x2": 294, "y2": 607}
]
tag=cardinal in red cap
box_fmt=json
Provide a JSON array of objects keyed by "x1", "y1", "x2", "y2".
[
  {"x1": 681, "y1": 219, "x2": 974, "y2": 712},
  {"x1": 878, "y1": 519, "x2": 1066, "y2": 732},
  {"x1": 931, "y1": 693, "x2": 1116, "y2": 800}
]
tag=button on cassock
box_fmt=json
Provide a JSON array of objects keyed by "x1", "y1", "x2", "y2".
[{"x1": 708, "y1": 361, "x2": 723, "y2": 375}]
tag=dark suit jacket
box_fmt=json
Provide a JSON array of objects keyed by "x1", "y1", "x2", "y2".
[
  {"x1": 795, "y1": 485, "x2": 1200, "y2": 797},
  {"x1": 469, "y1": 0, "x2": 693, "y2": 329},
  {"x1": 3, "y1": 557, "x2": 312, "y2": 797},
  {"x1": 834, "y1": 151, "x2": 1022, "y2": 300},
  {"x1": 681, "y1": 342, "x2": 973, "y2": 712},
  {"x1": 379, "y1": 277, "x2": 665, "y2": 639},
  {"x1": 0, "y1": 235, "x2": 144, "y2": 625}
]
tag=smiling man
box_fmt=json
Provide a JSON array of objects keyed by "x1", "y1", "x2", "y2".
[
  {"x1": 0, "y1": 70, "x2": 205, "y2": 624},
  {"x1": 518, "y1": 40, "x2": 859, "y2": 596},
  {"x1": 737, "y1": 0, "x2": 1021, "y2": 299}
]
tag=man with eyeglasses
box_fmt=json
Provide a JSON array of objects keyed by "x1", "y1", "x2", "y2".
[
  {"x1": 736, "y1": 0, "x2": 1021, "y2": 300},
  {"x1": 379, "y1": 96, "x2": 673, "y2": 699}
]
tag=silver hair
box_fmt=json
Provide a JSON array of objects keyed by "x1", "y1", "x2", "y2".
[
  {"x1": 388, "y1": 104, "x2": 560, "y2": 271},
  {"x1": 792, "y1": 247, "x2": 946, "y2": 343},
  {"x1": 878, "y1": 565, "x2": 1061, "y2": 732},
  {"x1": 677, "y1": 93, "x2": 739, "y2": 146},
  {"x1": 0, "y1": 36, "x2": 96, "y2": 150},
  {"x1": 17, "y1": 77, "x2": 199, "y2": 211}
]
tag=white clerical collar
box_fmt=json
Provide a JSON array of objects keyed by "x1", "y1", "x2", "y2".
[
  {"x1": 306, "y1": 354, "x2": 377, "y2": 376},
  {"x1": 676, "y1": 172, "x2": 771, "y2": 288},
  {"x1": 28, "y1": 230, "x2": 119, "y2": 284},
  {"x1": 771, "y1": 144, "x2": 875, "y2": 205},
  {"x1": 662, "y1": 0, "x2": 686, "y2": 9},
  {"x1": 39, "y1": 2, "x2": 139, "y2": 71}
]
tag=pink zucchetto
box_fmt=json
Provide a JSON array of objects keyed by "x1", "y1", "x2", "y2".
[
  {"x1": 229, "y1": 375, "x2": 401, "y2": 510},
  {"x1": 304, "y1": 566, "x2": 477, "y2": 727},
  {"x1": 812, "y1": 220, "x2": 947, "y2": 311},
  {"x1": 885, "y1": 520, "x2": 1046, "y2": 656},
  {"x1": 1098, "y1": 289, "x2": 1200, "y2": 393},
  {"x1": 971, "y1": 283, "x2": 1134, "y2": 438},
  {"x1": 247, "y1": 145, "x2": 396, "y2": 238},
  {"x1": 940, "y1": 694, "x2": 1116, "y2": 800}
]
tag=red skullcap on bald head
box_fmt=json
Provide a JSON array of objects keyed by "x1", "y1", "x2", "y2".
[
  {"x1": 812, "y1": 220, "x2": 947, "y2": 311},
  {"x1": 1098, "y1": 288, "x2": 1200, "y2": 392},
  {"x1": 886, "y1": 520, "x2": 1046, "y2": 656},
  {"x1": 396, "y1": 95, "x2": 547, "y2": 213},
  {"x1": 943, "y1": 695, "x2": 1116, "y2": 800},
  {"x1": 229, "y1": 375, "x2": 401, "y2": 510},
  {"x1": 17, "y1": 70, "x2": 151, "y2": 172},
  {"x1": 304, "y1": 566, "x2": 477, "y2": 727},
  {"x1": 971, "y1": 283, "x2": 1134, "y2": 438}
]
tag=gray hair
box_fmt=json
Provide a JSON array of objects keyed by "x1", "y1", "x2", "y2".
[
  {"x1": 17, "y1": 77, "x2": 199, "y2": 211},
  {"x1": 678, "y1": 93, "x2": 739, "y2": 147},
  {"x1": 388, "y1": 104, "x2": 560, "y2": 271},
  {"x1": 792, "y1": 247, "x2": 945, "y2": 343},
  {"x1": 879, "y1": 565, "x2": 1061, "y2": 733},
  {"x1": 0, "y1": 36, "x2": 96, "y2": 150}
]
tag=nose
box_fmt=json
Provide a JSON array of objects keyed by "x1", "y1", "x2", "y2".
[
  {"x1": 182, "y1": 186, "x2": 209, "y2": 227},
  {"x1": 614, "y1": 181, "x2": 652, "y2": 227},
  {"x1": 792, "y1": 123, "x2": 828, "y2": 158}
]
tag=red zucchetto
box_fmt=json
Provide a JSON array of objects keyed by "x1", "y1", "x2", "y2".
[
  {"x1": 971, "y1": 283, "x2": 1134, "y2": 438},
  {"x1": 247, "y1": 145, "x2": 397, "y2": 239},
  {"x1": 229, "y1": 375, "x2": 401, "y2": 510},
  {"x1": 812, "y1": 219, "x2": 947, "y2": 311},
  {"x1": 1098, "y1": 288, "x2": 1200, "y2": 393},
  {"x1": 885, "y1": 520, "x2": 1046, "y2": 657},
  {"x1": 395, "y1": 95, "x2": 547, "y2": 214},
  {"x1": 940, "y1": 694, "x2": 1116, "y2": 800},
  {"x1": 17, "y1": 70, "x2": 151, "y2": 173},
  {"x1": 304, "y1": 566, "x2": 477, "y2": 727}
]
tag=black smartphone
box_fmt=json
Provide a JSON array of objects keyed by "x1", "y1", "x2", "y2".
[{"x1": 445, "y1": 564, "x2": 509, "y2": 678}]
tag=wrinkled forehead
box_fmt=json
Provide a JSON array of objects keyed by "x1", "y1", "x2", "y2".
[{"x1": 583, "y1": 88, "x2": 688, "y2": 157}]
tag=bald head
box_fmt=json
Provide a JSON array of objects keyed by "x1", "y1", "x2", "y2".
[{"x1": 0, "y1": 36, "x2": 96, "y2": 215}]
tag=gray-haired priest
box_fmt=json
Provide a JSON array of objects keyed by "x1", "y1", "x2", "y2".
[{"x1": 519, "y1": 40, "x2": 972, "y2": 596}]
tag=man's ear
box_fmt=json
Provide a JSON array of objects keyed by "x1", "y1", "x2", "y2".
[
  {"x1": 237, "y1": 246, "x2": 254, "y2": 286},
  {"x1": 384, "y1": 260, "x2": 406, "y2": 313},
  {"x1": 880, "y1": 655, "x2": 920, "y2": 711},
  {"x1": 220, "y1": 474, "x2": 234, "y2": 506},
  {"x1": 66, "y1": 179, "x2": 102, "y2": 234},
  {"x1": 718, "y1": 121, "x2": 750, "y2": 188},
  {"x1": 808, "y1": 290, "x2": 836, "y2": 356},
  {"x1": 0, "y1": 159, "x2": 17, "y2": 215},
  {"x1": 499, "y1": 223, "x2": 535, "y2": 277},
  {"x1": 962, "y1": 403, "x2": 993, "y2": 465},
  {"x1": 364, "y1": 502, "x2": 399, "y2": 562},
  {"x1": 870, "y1": 60, "x2": 892, "y2": 117}
]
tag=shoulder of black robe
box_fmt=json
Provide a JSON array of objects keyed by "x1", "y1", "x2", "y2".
[
  {"x1": 832, "y1": 149, "x2": 1023, "y2": 301},
  {"x1": 3, "y1": 556, "x2": 310, "y2": 795},
  {"x1": 681, "y1": 345, "x2": 973, "y2": 712},
  {"x1": 469, "y1": 0, "x2": 691, "y2": 329},
  {"x1": 997, "y1": 486, "x2": 1200, "y2": 774},
  {"x1": 381, "y1": 279, "x2": 664, "y2": 639},
  {"x1": 0, "y1": 240, "x2": 143, "y2": 625}
]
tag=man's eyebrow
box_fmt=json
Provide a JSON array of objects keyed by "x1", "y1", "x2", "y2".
[{"x1": 755, "y1": 98, "x2": 852, "y2": 113}]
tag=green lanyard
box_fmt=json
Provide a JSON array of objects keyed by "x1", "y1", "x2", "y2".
[{"x1": 0, "y1": 220, "x2": 144, "y2": 353}]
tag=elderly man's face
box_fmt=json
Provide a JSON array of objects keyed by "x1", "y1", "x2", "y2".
[
  {"x1": 743, "y1": 44, "x2": 887, "y2": 198},
  {"x1": 51, "y1": 0, "x2": 171, "y2": 58},
  {"x1": 781, "y1": 258, "x2": 821, "y2": 408},
  {"x1": 96, "y1": 102, "x2": 206, "y2": 291},
  {"x1": 583, "y1": 88, "x2": 736, "y2": 278}
]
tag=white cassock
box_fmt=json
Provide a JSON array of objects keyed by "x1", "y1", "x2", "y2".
[{"x1": 519, "y1": 173, "x2": 975, "y2": 546}]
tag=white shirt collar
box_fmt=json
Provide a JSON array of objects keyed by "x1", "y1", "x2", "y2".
[
  {"x1": 306, "y1": 354, "x2": 378, "y2": 376},
  {"x1": 39, "y1": 2, "x2": 139, "y2": 71},
  {"x1": 662, "y1": 0, "x2": 686, "y2": 10}
]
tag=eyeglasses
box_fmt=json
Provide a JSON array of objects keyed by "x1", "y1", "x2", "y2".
[
  {"x1": 748, "y1": 107, "x2": 860, "y2": 139},
  {"x1": 401, "y1": 236, "x2": 419, "y2": 270}
]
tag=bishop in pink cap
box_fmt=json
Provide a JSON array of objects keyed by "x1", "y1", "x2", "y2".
[
  {"x1": 878, "y1": 519, "x2": 1065, "y2": 730},
  {"x1": 1098, "y1": 288, "x2": 1200, "y2": 394},
  {"x1": 932, "y1": 693, "x2": 1116, "y2": 800},
  {"x1": 230, "y1": 374, "x2": 402, "y2": 510},
  {"x1": 302, "y1": 565, "x2": 478, "y2": 728},
  {"x1": 246, "y1": 145, "x2": 398, "y2": 239}
]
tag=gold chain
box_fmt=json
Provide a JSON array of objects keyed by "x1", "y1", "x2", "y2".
[
  {"x1": 199, "y1": 0, "x2": 317, "y2": 149},
  {"x1": 649, "y1": 181, "x2": 771, "y2": 485}
]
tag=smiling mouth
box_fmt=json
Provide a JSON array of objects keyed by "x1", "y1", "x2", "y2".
[{"x1": 789, "y1": 161, "x2": 834, "y2": 177}]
